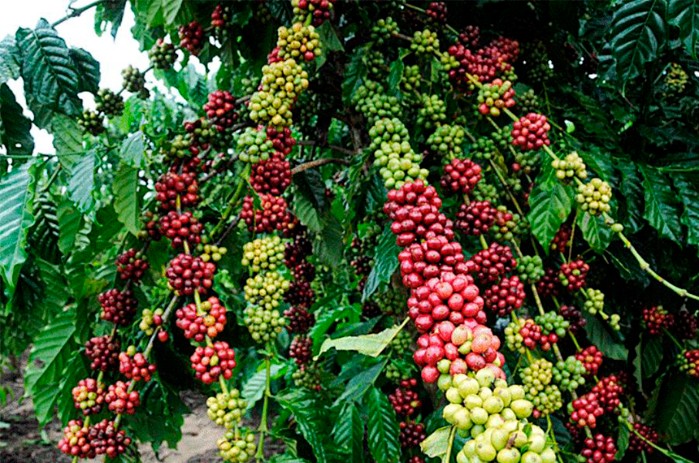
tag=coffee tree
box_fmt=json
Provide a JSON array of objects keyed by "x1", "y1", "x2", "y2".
[{"x1": 1, "y1": 1, "x2": 698, "y2": 462}]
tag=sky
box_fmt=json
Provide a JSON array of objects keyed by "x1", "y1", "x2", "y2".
[{"x1": 1, "y1": 0, "x2": 149, "y2": 154}]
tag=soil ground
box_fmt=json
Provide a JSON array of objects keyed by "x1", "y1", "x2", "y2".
[{"x1": 0, "y1": 363, "x2": 224, "y2": 463}]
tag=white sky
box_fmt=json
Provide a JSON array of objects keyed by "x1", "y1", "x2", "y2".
[{"x1": 1, "y1": 0, "x2": 149, "y2": 154}]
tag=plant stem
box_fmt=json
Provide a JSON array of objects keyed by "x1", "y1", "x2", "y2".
[
  {"x1": 52, "y1": 0, "x2": 104, "y2": 27},
  {"x1": 291, "y1": 157, "x2": 351, "y2": 175},
  {"x1": 256, "y1": 353, "x2": 272, "y2": 461},
  {"x1": 209, "y1": 165, "x2": 250, "y2": 239}
]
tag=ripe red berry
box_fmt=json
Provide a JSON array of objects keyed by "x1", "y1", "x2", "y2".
[
  {"x1": 483, "y1": 275, "x2": 525, "y2": 317},
  {"x1": 105, "y1": 381, "x2": 140, "y2": 415},
  {"x1": 159, "y1": 211, "x2": 203, "y2": 249},
  {"x1": 511, "y1": 113, "x2": 551, "y2": 151},
  {"x1": 389, "y1": 378, "x2": 422, "y2": 417},
  {"x1": 175, "y1": 296, "x2": 227, "y2": 341},
  {"x1": 569, "y1": 392, "x2": 604, "y2": 428},
  {"x1": 581, "y1": 433, "x2": 616, "y2": 463},
  {"x1": 166, "y1": 253, "x2": 216, "y2": 296},
  {"x1": 250, "y1": 151, "x2": 292, "y2": 196},
  {"x1": 399, "y1": 421, "x2": 426, "y2": 448},
  {"x1": 88, "y1": 419, "x2": 132, "y2": 458},
  {"x1": 642, "y1": 305, "x2": 675, "y2": 335},
  {"x1": 155, "y1": 171, "x2": 199, "y2": 211},
  {"x1": 85, "y1": 336, "x2": 120, "y2": 372},
  {"x1": 455, "y1": 200, "x2": 496, "y2": 235},
  {"x1": 591, "y1": 375, "x2": 623, "y2": 412},
  {"x1": 58, "y1": 420, "x2": 95, "y2": 458},
  {"x1": 116, "y1": 248, "x2": 149, "y2": 282},
  {"x1": 72, "y1": 378, "x2": 105, "y2": 415},
  {"x1": 190, "y1": 341, "x2": 236, "y2": 384},
  {"x1": 576, "y1": 345, "x2": 603, "y2": 376},
  {"x1": 119, "y1": 349, "x2": 156, "y2": 382},
  {"x1": 99, "y1": 289, "x2": 138, "y2": 326},
  {"x1": 178, "y1": 21, "x2": 205, "y2": 55},
  {"x1": 241, "y1": 194, "x2": 296, "y2": 234},
  {"x1": 628, "y1": 422, "x2": 659, "y2": 454},
  {"x1": 439, "y1": 158, "x2": 482, "y2": 195},
  {"x1": 289, "y1": 335, "x2": 313, "y2": 365},
  {"x1": 204, "y1": 90, "x2": 238, "y2": 129},
  {"x1": 284, "y1": 306, "x2": 315, "y2": 334},
  {"x1": 559, "y1": 259, "x2": 590, "y2": 292},
  {"x1": 466, "y1": 242, "x2": 516, "y2": 284}
]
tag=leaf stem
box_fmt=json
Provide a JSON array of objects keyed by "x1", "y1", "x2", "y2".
[
  {"x1": 52, "y1": 0, "x2": 104, "y2": 27},
  {"x1": 255, "y1": 353, "x2": 272, "y2": 462},
  {"x1": 291, "y1": 157, "x2": 351, "y2": 175},
  {"x1": 444, "y1": 425, "x2": 457, "y2": 463}
]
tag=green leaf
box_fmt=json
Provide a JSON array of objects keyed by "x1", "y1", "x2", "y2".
[
  {"x1": 276, "y1": 389, "x2": 329, "y2": 463},
  {"x1": 616, "y1": 161, "x2": 644, "y2": 233},
  {"x1": 16, "y1": 19, "x2": 81, "y2": 115},
  {"x1": 67, "y1": 152, "x2": 95, "y2": 213},
  {"x1": 582, "y1": 312, "x2": 628, "y2": 360},
  {"x1": 315, "y1": 215, "x2": 344, "y2": 267},
  {"x1": 316, "y1": 318, "x2": 409, "y2": 359},
  {"x1": 51, "y1": 115, "x2": 83, "y2": 170},
  {"x1": 616, "y1": 421, "x2": 629, "y2": 460},
  {"x1": 362, "y1": 227, "x2": 399, "y2": 300},
  {"x1": 56, "y1": 200, "x2": 83, "y2": 256},
  {"x1": 673, "y1": 173, "x2": 699, "y2": 248},
  {"x1": 366, "y1": 387, "x2": 400, "y2": 463},
  {"x1": 386, "y1": 59, "x2": 404, "y2": 98},
  {"x1": 24, "y1": 307, "x2": 76, "y2": 425},
  {"x1": 528, "y1": 161, "x2": 574, "y2": 250},
  {"x1": 68, "y1": 48, "x2": 100, "y2": 94},
  {"x1": 317, "y1": 22, "x2": 343, "y2": 52},
  {"x1": 576, "y1": 212, "x2": 613, "y2": 252},
  {"x1": 608, "y1": 0, "x2": 667, "y2": 87},
  {"x1": 0, "y1": 83, "x2": 34, "y2": 155},
  {"x1": 120, "y1": 131, "x2": 145, "y2": 167},
  {"x1": 335, "y1": 359, "x2": 385, "y2": 406},
  {"x1": 0, "y1": 163, "x2": 36, "y2": 292},
  {"x1": 129, "y1": 382, "x2": 188, "y2": 450},
  {"x1": 332, "y1": 402, "x2": 364, "y2": 463},
  {"x1": 293, "y1": 194, "x2": 323, "y2": 232},
  {"x1": 242, "y1": 364, "x2": 283, "y2": 410},
  {"x1": 113, "y1": 163, "x2": 140, "y2": 235},
  {"x1": 668, "y1": 0, "x2": 699, "y2": 58},
  {"x1": 0, "y1": 35, "x2": 20, "y2": 84},
  {"x1": 420, "y1": 426, "x2": 452, "y2": 462},
  {"x1": 342, "y1": 50, "x2": 367, "y2": 106},
  {"x1": 162, "y1": 0, "x2": 183, "y2": 25},
  {"x1": 639, "y1": 165, "x2": 683, "y2": 243},
  {"x1": 641, "y1": 335, "x2": 663, "y2": 378},
  {"x1": 654, "y1": 374, "x2": 699, "y2": 444},
  {"x1": 35, "y1": 258, "x2": 70, "y2": 316}
]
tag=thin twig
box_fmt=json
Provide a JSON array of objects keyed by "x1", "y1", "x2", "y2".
[
  {"x1": 52, "y1": 0, "x2": 104, "y2": 27},
  {"x1": 291, "y1": 158, "x2": 350, "y2": 175}
]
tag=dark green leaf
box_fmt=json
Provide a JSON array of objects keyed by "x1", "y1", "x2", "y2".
[
  {"x1": 583, "y1": 312, "x2": 628, "y2": 360},
  {"x1": 113, "y1": 163, "x2": 140, "y2": 235},
  {"x1": 35, "y1": 258, "x2": 70, "y2": 316},
  {"x1": 366, "y1": 387, "x2": 400, "y2": 463},
  {"x1": 342, "y1": 50, "x2": 367, "y2": 106},
  {"x1": 16, "y1": 19, "x2": 81, "y2": 115},
  {"x1": 668, "y1": 0, "x2": 699, "y2": 58},
  {"x1": 56, "y1": 199, "x2": 83, "y2": 256},
  {"x1": 641, "y1": 335, "x2": 663, "y2": 379},
  {"x1": 362, "y1": 226, "x2": 399, "y2": 300},
  {"x1": 673, "y1": 173, "x2": 699, "y2": 248},
  {"x1": 608, "y1": 0, "x2": 667, "y2": 87},
  {"x1": 51, "y1": 115, "x2": 83, "y2": 170},
  {"x1": 387, "y1": 59, "x2": 404, "y2": 98},
  {"x1": 332, "y1": 402, "x2": 364, "y2": 463},
  {"x1": 68, "y1": 48, "x2": 100, "y2": 94},
  {"x1": 314, "y1": 215, "x2": 344, "y2": 267},
  {"x1": 162, "y1": 0, "x2": 183, "y2": 25},
  {"x1": 0, "y1": 35, "x2": 20, "y2": 84},
  {"x1": 242, "y1": 364, "x2": 283, "y2": 410},
  {"x1": 0, "y1": 163, "x2": 36, "y2": 292},
  {"x1": 128, "y1": 382, "x2": 188, "y2": 450},
  {"x1": 528, "y1": 161, "x2": 574, "y2": 250},
  {"x1": 317, "y1": 22, "x2": 344, "y2": 52},
  {"x1": 24, "y1": 307, "x2": 76, "y2": 425},
  {"x1": 335, "y1": 359, "x2": 385, "y2": 406},
  {"x1": 0, "y1": 83, "x2": 34, "y2": 155},
  {"x1": 67, "y1": 152, "x2": 95, "y2": 213},
  {"x1": 616, "y1": 161, "x2": 644, "y2": 233},
  {"x1": 577, "y1": 212, "x2": 613, "y2": 252},
  {"x1": 654, "y1": 374, "x2": 699, "y2": 444},
  {"x1": 276, "y1": 389, "x2": 329, "y2": 463},
  {"x1": 639, "y1": 165, "x2": 683, "y2": 243},
  {"x1": 616, "y1": 421, "x2": 629, "y2": 460},
  {"x1": 293, "y1": 195, "x2": 323, "y2": 233}
]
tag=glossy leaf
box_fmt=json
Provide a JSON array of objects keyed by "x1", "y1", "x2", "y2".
[
  {"x1": 276, "y1": 389, "x2": 329, "y2": 463},
  {"x1": 668, "y1": 0, "x2": 699, "y2": 58},
  {"x1": 0, "y1": 83, "x2": 34, "y2": 155},
  {"x1": 332, "y1": 402, "x2": 364, "y2": 463},
  {"x1": 528, "y1": 161, "x2": 574, "y2": 251},
  {"x1": 316, "y1": 318, "x2": 409, "y2": 359},
  {"x1": 113, "y1": 163, "x2": 140, "y2": 235},
  {"x1": 673, "y1": 173, "x2": 699, "y2": 248},
  {"x1": 366, "y1": 387, "x2": 400, "y2": 463},
  {"x1": 362, "y1": 226, "x2": 399, "y2": 300},
  {"x1": 639, "y1": 165, "x2": 683, "y2": 243},
  {"x1": 67, "y1": 151, "x2": 95, "y2": 213},
  {"x1": 655, "y1": 374, "x2": 699, "y2": 444},
  {"x1": 421, "y1": 426, "x2": 452, "y2": 462}
]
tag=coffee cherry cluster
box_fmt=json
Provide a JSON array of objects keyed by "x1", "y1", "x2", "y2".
[
  {"x1": 237, "y1": 127, "x2": 274, "y2": 163},
  {"x1": 445, "y1": 35, "x2": 519, "y2": 90},
  {"x1": 516, "y1": 255, "x2": 544, "y2": 283},
  {"x1": 455, "y1": 201, "x2": 496, "y2": 235},
  {"x1": 204, "y1": 90, "x2": 238, "y2": 129},
  {"x1": 553, "y1": 356, "x2": 586, "y2": 391},
  {"x1": 581, "y1": 433, "x2": 616, "y2": 463},
  {"x1": 99, "y1": 289, "x2": 138, "y2": 326},
  {"x1": 371, "y1": 118, "x2": 428, "y2": 190},
  {"x1": 569, "y1": 392, "x2": 604, "y2": 428},
  {"x1": 95, "y1": 89, "x2": 124, "y2": 117},
  {"x1": 149, "y1": 38, "x2": 177, "y2": 69},
  {"x1": 289, "y1": 335, "x2": 313, "y2": 365},
  {"x1": 591, "y1": 375, "x2": 623, "y2": 412},
  {"x1": 72, "y1": 378, "x2": 104, "y2": 415},
  {"x1": 504, "y1": 318, "x2": 540, "y2": 352},
  {"x1": 179, "y1": 21, "x2": 205, "y2": 55},
  {"x1": 560, "y1": 305, "x2": 586, "y2": 333},
  {"x1": 520, "y1": 359, "x2": 553, "y2": 397},
  {"x1": 411, "y1": 29, "x2": 439, "y2": 56},
  {"x1": 249, "y1": 59, "x2": 309, "y2": 128},
  {"x1": 576, "y1": 346, "x2": 604, "y2": 376},
  {"x1": 166, "y1": 253, "x2": 216, "y2": 296},
  {"x1": 467, "y1": 243, "x2": 516, "y2": 284},
  {"x1": 535, "y1": 312, "x2": 569, "y2": 346},
  {"x1": 664, "y1": 62, "x2": 689, "y2": 96},
  {"x1": 440, "y1": 158, "x2": 482, "y2": 195},
  {"x1": 207, "y1": 389, "x2": 247, "y2": 429},
  {"x1": 190, "y1": 341, "x2": 236, "y2": 385},
  {"x1": 427, "y1": 124, "x2": 466, "y2": 159},
  {"x1": 353, "y1": 82, "x2": 402, "y2": 126},
  {"x1": 244, "y1": 305, "x2": 286, "y2": 343},
  {"x1": 552, "y1": 152, "x2": 587, "y2": 182},
  {"x1": 458, "y1": 418, "x2": 555, "y2": 463},
  {"x1": 244, "y1": 271, "x2": 290, "y2": 309},
  {"x1": 292, "y1": 364, "x2": 322, "y2": 390},
  {"x1": 105, "y1": 381, "x2": 140, "y2": 415},
  {"x1": 678, "y1": 349, "x2": 699, "y2": 378},
  {"x1": 121, "y1": 65, "x2": 148, "y2": 98},
  {"x1": 155, "y1": 171, "x2": 199, "y2": 211},
  {"x1": 78, "y1": 110, "x2": 104, "y2": 135},
  {"x1": 442, "y1": 371, "x2": 534, "y2": 435},
  {"x1": 674, "y1": 309, "x2": 698, "y2": 340},
  {"x1": 642, "y1": 305, "x2": 674, "y2": 335},
  {"x1": 58, "y1": 420, "x2": 95, "y2": 458},
  {"x1": 483, "y1": 275, "x2": 525, "y2": 317},
  {"x1": 138, "y1": 308, "x2": 164, "y2": 337},
  {"x1": 477, "y1": 79, "x2": 515, "y2": 117},
  {"x1": 250, "y1": 152, "x2": 292, "y2": 196},
  {"x1": 292, "y1": 0, "x2": 336, "y2": 26},
  {"x1": 551, "y1": 224, "x2": 572, "y2": 252},
  {"x1": 241, "y1": 194, "x2": 295, "y2": 234},
  {"x1": 400, "y1": 421, "x2": 426, "y2": 448},
  {"x1": 516, "y1": 88, "x2": 540, "y2": 114},
  {"x1": 159, "y1": 211, "x2": 203, "y2": 249},
  {"x1": 176, "y1": 297, "x2": 227, "y2": 342},
  {"x1": 576, "y1": 178, "x2": 612, "y2": 216},
  {"x1": 211, "y1": 4, "x2": 231, "y2": 35},
  {"x1": 116, "y1": 248, "x2": 149, "y2": 282},
  {"x1": 119, "y1": 348, "x2": 156, "y2": 382},
  {"x1": 559, "y1": 259, "x2": 589, "y2": 292},
  {"x1": 628, "y1": 422, "x2": 659, "y2": 454},
  {"x1": 217, "y1": 430, "x2": 256, "y2": 463},
  {"x1": 389, "y1": 378, "x2": 422, "y2": 417},
  {"x1": 277, "y1": 23, "x2": 322, "y2": 62},
  {"x1": 90, "y1": 419, "x2": 132, "y2": 458},
  {"x1": 536, "y1": 267, "x2": 561, "y2": 298},
  {"x1": 284, "y1": 305, "x2": 315, "y2": 334},
  {"x1": 511, "y1": 113, "x2": 551, "y2": 151},
  {"x1": 490, "y1": 206, "x2": 523, "y2": 243},
  {"x1": 425, "y1": 2, "x2": 447, "y2": 22},
  {"x1": 418, "y1": 94, "x2": 447, "y2": 129},
  {"x1": 242, "y1": 236, "x2": 286, "y2": 272},
  {"x1": 85, "y1": 336, "x2": 120, "y2": 372},
  {"x1": 284, "y1": 279, "x2": 315, "y2": 308}
]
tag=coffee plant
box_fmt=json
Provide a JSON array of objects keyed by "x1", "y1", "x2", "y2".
[{"x1": 1, "y1": 1, "x2": 698, "y2": 463}]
